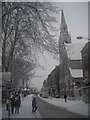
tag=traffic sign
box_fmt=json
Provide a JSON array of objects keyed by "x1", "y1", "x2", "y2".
[
  {"x1": 2, "y1": 72, "x2": 11, "y2": 91},
  {"x1": 6, "y1": 81, "x2": 12, "y2": 91}
]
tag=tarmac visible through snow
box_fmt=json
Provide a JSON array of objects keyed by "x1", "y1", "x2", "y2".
[
  {"x1": 39, "y1": 95, "x2": 89, "y2": 117},
  {"x1": 1, "y1": 94, "x2": 89, "y2": 119}
]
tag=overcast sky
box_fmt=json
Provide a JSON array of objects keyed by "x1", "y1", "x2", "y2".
[
  {"x1": 30, "y1": 2, "x2": 88, "y2": 91},
  {"x1": 55, "y1": 2, "x2": 88, "y2": 43}
]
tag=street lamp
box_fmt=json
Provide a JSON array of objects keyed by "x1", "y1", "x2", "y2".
[{"x1": 77, "y1": 36, "x2": 90, "y2": 41}]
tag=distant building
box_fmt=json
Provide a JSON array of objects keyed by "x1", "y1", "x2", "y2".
[
  {"x1": 43, "y1": 80, "x2": 48, "y2": 90},
  {"x1": 41, "y1": 80, "x2": 49, "y2": 98},
  {"x1": 81, "y1": 42, "x2": 90, "y2": 103},
  {"x1": 47, "y1": 74, "x2": 52, "y2": 96},
  {"x1": 47, "y1": 65, "x2": 60, "y2": 97},
  {"x1": 66, "y1": 43, "x2": 84, "y2": 100},
  {"x1": 0, "y1": 73, "x2": 2, "y2": 104},
  {"x1": 81, "y1": 42, "x2": 90, "y2": 86},
  {"x1": 47, "y1": 68, "x2": 57, "y2": 97}
]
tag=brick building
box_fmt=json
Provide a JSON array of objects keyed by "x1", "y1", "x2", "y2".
[{"x1": 47, "y1": 65, "x2": 60, "y2": 97}]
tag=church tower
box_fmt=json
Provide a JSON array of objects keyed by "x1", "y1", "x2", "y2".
[
  {"x1": 59, "y1": 10, "x2": 71, "y2": 97},
  {"x1": 59, "y1": 10, "x2": 71, "y2": 62}
]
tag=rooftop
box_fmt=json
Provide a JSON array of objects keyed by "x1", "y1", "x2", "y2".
[
  {"x1": 65, "y1": 43, "x2": 85, "y2": 60},
  {"x1": 69, "y1": 67, "x2": 83, "y2": 78}
]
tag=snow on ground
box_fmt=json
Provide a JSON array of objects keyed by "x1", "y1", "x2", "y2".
[
  {"x1": 11, "y1": 95, "x2": 41, "y2": 118},
  {"x1": 39, "y1": 96, "x2": 89, "y2": 117},
  {"x1": 2, "y1": 95, "x2": 41, "y2": 119},
  {"x1": 0, "y1": 107, "x2": 2, "y2": 120},
  {"x1": 0, "y1": 104, "x2": 2, "y2": 120}
]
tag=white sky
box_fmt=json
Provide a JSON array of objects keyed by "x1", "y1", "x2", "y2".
[{"x1": 30, "y1": 2, "x2": 88, "y2": 91}]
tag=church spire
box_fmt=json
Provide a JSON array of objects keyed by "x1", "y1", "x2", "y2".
[
  {"x1": 60, "y1": 10, "x2": 68, "y2": 32},
  {"x1": 59, "y1": 10, "x2": 71, "y2": 44}
]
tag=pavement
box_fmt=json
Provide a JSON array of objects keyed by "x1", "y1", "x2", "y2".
[
  {"x1": 2, "y1": 95, "x2": 41, "y2": 119},
  {"x1": 0, "y1": 104, "x2": 2, "y2": 120}
]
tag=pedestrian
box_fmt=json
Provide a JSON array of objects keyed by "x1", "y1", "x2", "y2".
[
  {"x1": 10, "y1": 94, "x2": 15, "y2": 114},
  {"x1": 18, "y1": 93, "x2": 21, "y2": 108},
  {"x1": 6, "y1": 91, "x2": 9, "y2": 111},
  {"x1": 14, "y1": 93, "x2": 20, "y2": 114},
  {"x1": 32, "y1": 97, "x2": 37, "y2": 113},
  {"x1": 6, "y1": 99, "x2": 9, "y2": 111},
  {"x1": 32, "y1": 93, "x2": 36, "y2": 100},
  {"x1": 64, "y1": 94, "x2": 67, "y2": 102}
]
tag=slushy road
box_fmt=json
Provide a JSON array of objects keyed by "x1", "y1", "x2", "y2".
[{"x1": 37, "y1": 96, "x2": 87, "y2": 118}]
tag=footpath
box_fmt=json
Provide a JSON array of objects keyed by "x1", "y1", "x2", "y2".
[
  {"x1": 0, "y1": 104, "x2": 2, "y2": 120},
  {"x1": 2, "y1": 95, "x2": 41, "y2": 119}
]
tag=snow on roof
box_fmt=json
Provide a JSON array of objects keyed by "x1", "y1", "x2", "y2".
[
  {"x1": 69, "y1": 67, "x2": 83, "y2": 78},
  {"x1": 65, "y1": 43, "x2": 85, "y2": 60}
]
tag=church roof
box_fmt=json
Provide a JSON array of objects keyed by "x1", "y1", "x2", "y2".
[
  {"x1": 65, "y1": 43, "x2": 85, "y2": 60},
  {"x1": 69, "y1": 67, "x2": 83, "y2": 78}
]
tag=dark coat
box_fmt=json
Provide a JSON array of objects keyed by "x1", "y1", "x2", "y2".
[
  {"x1": 32, "y1": 97, "x2": 36, "y2": 108},
  {"x1": 18, "y1": 95, "x2": 21, "y2": 107},
  {"x1": 64, "y1": 94, "x2": 67, "y2": 99},
  {"x1": 10, "y1": 97, "x2": 15, "y2": 106},
  {"x1": 14, "y1": 97, "x2": 20, "y2": 107}
]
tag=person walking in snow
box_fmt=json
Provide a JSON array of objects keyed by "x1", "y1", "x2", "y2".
[
  {"x1": 10, "y1": 94, "x2": 15, "y2": 114},
  {"x1": 32, "y1": 96, "x2": 37, "y2": 113},
  {"x1": 14, "y1": 93, "x2": 20, "y2": 114},
  {"x1": 18, "y1": 93, "x2": 21, "y2": 108},
  {"x1": 64, "y1": 94, "x2": 67, "y2": 102}
]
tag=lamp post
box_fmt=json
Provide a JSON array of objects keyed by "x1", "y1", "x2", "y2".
[{"x1": 77, "y1": 36, "x2": 90, "y2": 41}]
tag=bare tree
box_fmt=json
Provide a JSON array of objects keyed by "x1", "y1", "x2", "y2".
[
  {"x1": 10, "y1": 57, "x2": 35, "y2": 87},
  {"x1": 2, "y1": 2, "x2": 59, "y2": 72}
]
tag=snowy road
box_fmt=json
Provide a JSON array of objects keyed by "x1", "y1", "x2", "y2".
[
  {"x1": 38, "y1": 95, "x2": 89, "y2": 117},
  {"x1": 2, "y1": 95, "x2": 41, "y2": 119},
  {"x1": 37, "y1": 96, "x2": 87, "y2": 118},
  {"x1": 1, "y1": 94, "x2": 89, "y2": 119},
  {"x1": 0, "y1": 105, "x2": 2, "y2": 120}
]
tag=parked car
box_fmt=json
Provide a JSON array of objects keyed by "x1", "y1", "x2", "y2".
[
  {"x1": 39, "y1": 92, "x2": 42, "y2": 97},
  {"x1": 42, "y1": 90, "x2": 49, "y2": 98},
  {"x1": 55, "y1": 94, "x2": 60, "y2": 98}
]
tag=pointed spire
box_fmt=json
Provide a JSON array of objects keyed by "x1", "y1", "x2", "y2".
[
  {"x1": 59, "y1": 10, "x2": 71, "y2": 44},
  {"x1": 60, "y1": 10, "x2": 68, "y2": 32}
]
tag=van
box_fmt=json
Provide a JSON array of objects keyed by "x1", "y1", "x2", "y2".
[{"x1": 42, "y1": 90, "x2": 49, "y2": 98}]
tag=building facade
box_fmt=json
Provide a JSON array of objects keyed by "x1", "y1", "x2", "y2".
[
  {"x1": 41, "y1": 11, "x2": 89, "y2": 103},
  {"x1": 66, "y1": 44, "x2": 84, "y2": 100},
  {"x1": 81, "y1": 42, "x2": 90, "y2": 103},
  {"x1": 47, "y1": 65, "x2": 60, "y2": 97}
]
